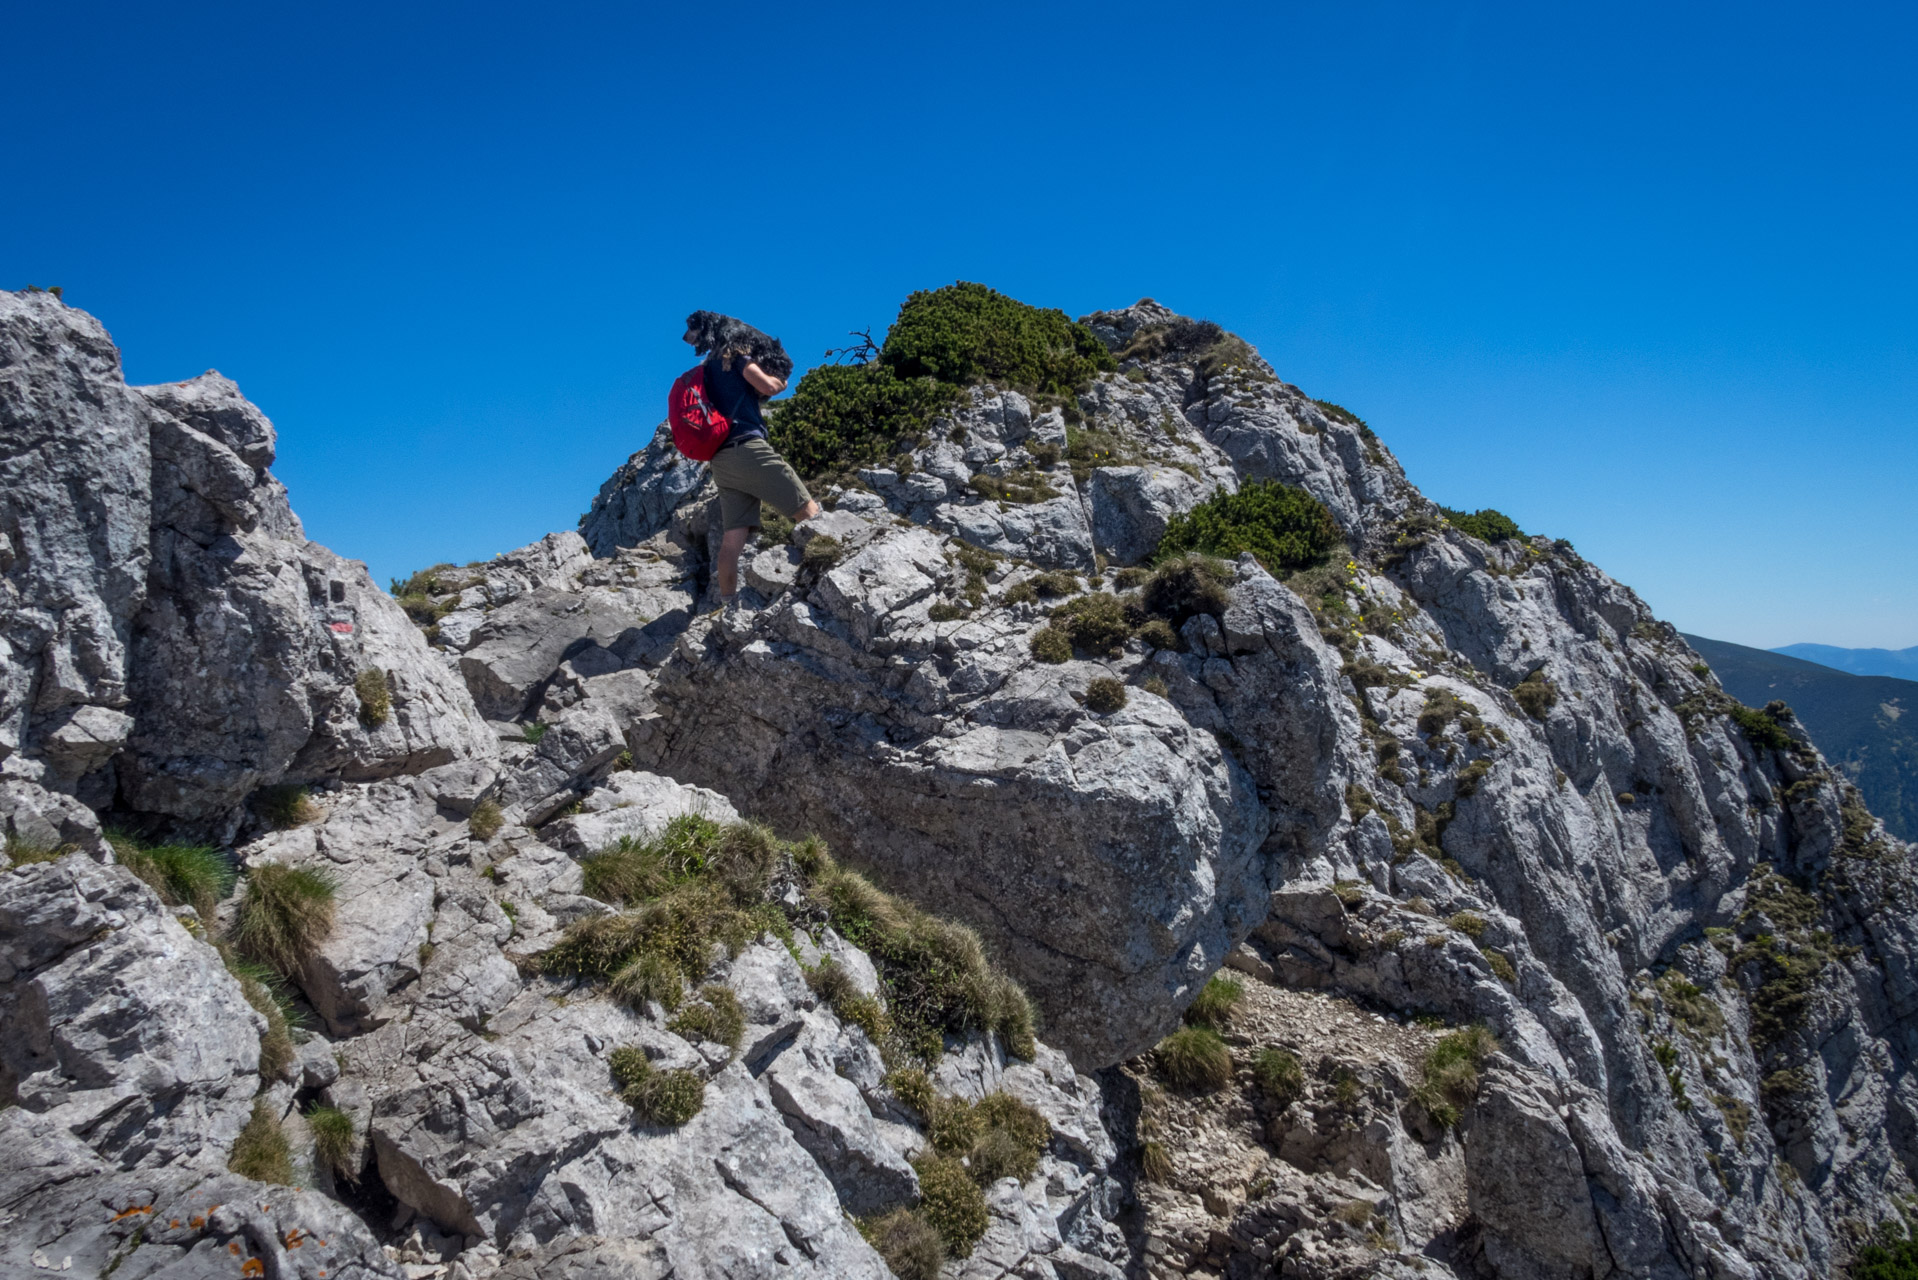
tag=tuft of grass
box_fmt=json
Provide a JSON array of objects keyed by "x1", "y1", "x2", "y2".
[
  {"x1": 1048, "y1": 593, "x2": 1130, "y2": 657},
  {"x1": 858, "y1": 1208, "x2": 946, "y2": 1280},
  {"x1": 354, "y1": 668, "x2": 391, "y2": 727},
  {"x1": 1139, "y1": 553, "x2": 1232, "y2": 627},
  {"x1": 1513, "y1": 670, "x2": 1557, "y2": 720},
  {"x1": 1155, "y1": 1026, "x2": 1232, "y2": 1093},
  {"x1": 582, "y1": 814, "x2": 726, "y2": 904},
  {"x1": 230, "y1": 863, "x2": 338, "y2": 977},
  {"x1": 1482, "y1": 948, "x2": 1517, "y2": 984},
  {"x1": 229, "y1": 1098, "x2": 293, "y2": 1183},
  {"x1": 1155, "y1": 481, "x2": 1342, "y2": 574},
  {"x1": 1446, "y1": 911, "x2": 1487, "y2": 939},
  {"x1": 967, "y1": 1093, "x2": 1050, "y2": 1184},
  {"x1": 610, "y1": 950, "x2": 685, "y2": 1011},
  {"x1": 1029, "y1": 626, "x2": 1073, "y2": 664},
  {"x1": 801, "y1": 535, "x2": 845, "y2": 571},
  {"x1": 608, "y1": 1045, "x2": 705, "y2": 1126},
  {"x1": 1140, "y1": 1139, "x2": 1173, "y2": 1183},
  {"x1": 254, "y1": 784, "x2": 319, "y2": 829},
  {"x1": 1251, "y1": 1047, "x2": 1304, "y2": 1108},
  {"x1": 306, "y1": 1104, "x2": 356, "y2": 1182},
  {"x1": 107, "y1": 832, "x2": 233, "y2": 920},
  {"x1": 1413, "y1": 1024, "x2": 1498, "y2": 1129},
  {"x1": 1184, "y1": 974, "x2": 1244, "y2": 1030},
  {"x1": 912, "y1": 1153, "x2": 989, "y2": 1257},
  {"x1": 884, "y1": 1066, "x2": 935, "y2": 1118},
  {"x1": 1085, "y1": 677, "x2": 1128, "y2": 714},
  {"x1": 221, "y1": 949, "x2": 299, "y2": 1079},
  {"x1": 667, "y1": 984, "x2": 745, "y2": 1051},
  {"x1": 4, "y1": 833, "x2": 68, "y2": 867},
  {"x1": 468, "y1": 797, "x2": 504, "y2": 841},
  {"x1": 521, "y1": 720, "x2": 550, "y2": 745},
  {"x1": 1134, "y1": 618, "x2": 1181, "y2": 651}
]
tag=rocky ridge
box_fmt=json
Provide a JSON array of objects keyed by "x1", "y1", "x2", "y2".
[{"x1": 3, "y1": 286, "x2": 1917, "y2": 1279}]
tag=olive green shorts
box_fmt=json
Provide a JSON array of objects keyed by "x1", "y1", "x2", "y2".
[{"x1": 710, "y1": 437, "x2": 812, "y2": 531}]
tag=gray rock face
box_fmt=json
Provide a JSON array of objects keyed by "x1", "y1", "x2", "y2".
[
  {"x1": 1085, "y1": 463, "x2": 1215, "y2": 566},
  {"x1": 578, "y1": 426, "x2": 710, "y2": 558},
  {"x1": 0, "y1": 292, "x2": 496, "y2": 837}
]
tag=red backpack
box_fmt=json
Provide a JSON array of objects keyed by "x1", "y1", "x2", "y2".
[{"x1": 667, "y1": 364, "x2": 731, "y2": 461}]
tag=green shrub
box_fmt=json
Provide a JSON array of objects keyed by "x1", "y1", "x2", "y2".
[
  {"x1": 1049, "y1": 593, "x2": 1131, "y2": 657},
  {"x1": 858, "y1": 1208, "x2": 946, "y2": 1280},
  {"x1": 107, "y1": 832, "x2": 233, "y2": 920},
  {"x1": 912, "y1": 1152, "x2": 990, "y2": 1256},
  {"x1": 1156, "y1": 1026, "x2": 1232, "y2": 1092},
  {"x1": 767, "y1": 362, "x2": 962, "y2": 481},
  {"x1": 1134, "y1": 618, "x2": 1181, "y2": 650},
  {"x1": 230, "y1": 863, "x2": 338, "y2": 976},
  {"x1": 1184, "y1": 974, "x2": 1244, "y2": 1030},
  {"x1": 468, "y1": 797, "x2": 504, "y2": 841},
  {"x1": 354, "y1": 668, "x2": 391, "y2": 727},
  {"x1": 668, "y1": 983, "x2": 745, "y2": 1050},
  {"x1": 1446, "y1": 911, "x2": 1487, "y2": 939},
  {"x1": 1140, "y1": 554, "x2": 1232, "y2": 626},
  {"x1": 1730, "y1": 703, "x2": 1792, "y2": 752},
  {"x1": 881, "y1": 281, "x2": 1114, "y2": 393},
  {"x1": 1085, "y1": 677, "x2": 1128, "y2": 714},
  {"x1": 307, "y1": 1104, "x2": 356, "y2": 1182},
  {"x1": 254, "y1": 784, "x2": 318, "y2": 829},
  {"x1": 1441, "y1": 507, "x2": 1523, "y2": 543},
  {"x1": 608, "y1": 1045, "x2": 705, "y2": 1126},
  {"x1": 1513, "y1": 670, "x2": 1557, "y2": 720},
  {"x1": 229, "y1": 1098, "x2": 293, "y2": 1183},
  {"x1": 1251, "y1": 1047, "x2": 1304, "y2": 1107},
  {"x1": 1854, "y1": 1236, "x2": 1918, "y2": 1280},
  {"x1": 884, "y1": 1066, "x2": 935, "y2": 1119},
  {"x1": 1413, "y1": 1025, "x2": 1498, "y2": 1129},
  {"x1": 1156, "y1": 481, "x2": 1342, "y2": 574},
  {"x1": 1030, "y1": 627, "x2": 1073, "y2": 664}
]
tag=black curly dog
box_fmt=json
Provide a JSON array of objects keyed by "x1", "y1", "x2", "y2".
[{"x1": 682, "y1": 310, "x2": 794, "y2": 382}]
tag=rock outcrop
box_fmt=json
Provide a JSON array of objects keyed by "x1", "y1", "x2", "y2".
[{"x1": 7, "y1": 285, "x2": 1918, "y2": 1279}]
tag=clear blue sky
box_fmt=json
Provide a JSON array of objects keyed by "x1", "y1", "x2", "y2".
[{"x1": 7, "y1": 1, "x2": 1913, "y2": 649}]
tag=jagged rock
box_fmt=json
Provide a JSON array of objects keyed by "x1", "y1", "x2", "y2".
[
  {"x1": 0, "y1": 854, "x2": 262, "y2": 1170},
  {"x1": 763, "y1": 1010, "x2": 920, "y2": 1214},
  {"x1": 1085, "y1": 463, "x2": 1215, "y2": 566},
  {"x1": 578, "y1": 427, "x2": 710, "y2": 558},
  {"x1": 542, "y1": 768, "x2": 740, "y2": 855},
  {"x1": 495, "y1": 701, "x2": 626, "y2": 822}
]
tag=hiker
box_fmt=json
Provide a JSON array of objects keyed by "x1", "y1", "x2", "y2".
[{"x1": 679, "y1": 312, "x2": 820, "y2": 601}]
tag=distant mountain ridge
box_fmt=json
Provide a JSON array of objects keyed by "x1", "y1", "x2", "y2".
[
  {"x1": 1687, "y1": 633, "x2": 1917, "y2": 840},
  {"x1": 1774, "y1": 641, "x2": 1918, "y2": 679}
]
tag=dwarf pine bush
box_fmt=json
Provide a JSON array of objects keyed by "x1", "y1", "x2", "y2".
[
  {"x1": 1441, "y1": 506, "x2": 1523, "y2": 544},
  {"x1": 882, "y1": 281, "x2": 1113, "y2": 392},
  {"x1": 1156, "y1": 481, "x2": 1342, "y2": 574}
]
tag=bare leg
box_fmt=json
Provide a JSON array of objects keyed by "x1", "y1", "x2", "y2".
[
  {"x1": 716, "y1": 525, "x2": 752, "y2": 598},
  {"x1": 792, "y1": 499, "x2": 822, "y2": 521}
]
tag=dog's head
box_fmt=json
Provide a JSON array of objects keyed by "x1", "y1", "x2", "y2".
[{"x1": 683, "y1": 311, "x2": 793, "y2": 382}]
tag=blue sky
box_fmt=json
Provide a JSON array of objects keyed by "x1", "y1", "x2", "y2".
[{"x1": 6, "y1": 1, "x2": 1913, "y2": 648}]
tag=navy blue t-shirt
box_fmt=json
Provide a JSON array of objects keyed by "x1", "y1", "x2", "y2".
[{"x1": 703, "y1": 354, "x2": 768, "y2": 448}]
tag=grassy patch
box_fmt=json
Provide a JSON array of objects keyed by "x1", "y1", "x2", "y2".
[
  {"x1": 220, "y1": 949, "x2": 299, "y2": 1079},
  {"x1": 1412, "y1": 1024, "x2": 1497, "y2": 1130},
  {"x1": 229, "y1": 1098, "x2": 293, "y2": 1183},
  {"x1": 912, "y1": 1152, "x2": 990, "y2": 1257},
  {"x1": 353, "y1": 668, "x2": 391, "y2": 727},
  {"x1": 1050, "y1": 593, "x2": 1131, "y2": 657},
  {"x1": 230, "y1": 863, "x2": 338, "y2": 977},
  {"x1": 1029, "y1": 627, "x2": 1072, "y2": 663},
  {"x1": 1156, "y1": 1026, "x2": 1232, "y2": 1092},
  {"x1": 858, "y1": 1208, "x2": 945, "y2": 1280},
  {"x1": 608, "y1": 1045, "x2": 705, "y2": 1126},
  {"x1": 1156, "y1": 481, "x2": 1342, "y2": 574},
  {"x1": 1140, "y1": 554, "x2": 1231, "y2": 628},
  {"x1": 1251, "y1": 1047, "x2": 1304, "y2": 1107},
  {"x1": 307, "y1": 1104, "x2": 356, "y2": 1182},
  {"x1": 1085, "y1": 677, "x2": 1128, "y2": 714},
  {"x1": 107, "y1": 832, "x2": 233, "y2": 920},
  {"x1": 469, "y1": 797, "x2": 504, "y2": 841},
  {"x1": 667, "y1": 983, "x2": 745, "y2": 1050},
  {"x1": 1446, "y1": 911, "x2": 1487, "y2": 940},
  {"x1": 1513, "y1": 670, "x2": 1557, "y2": 720},
  {"x1": 4, "y1": 833, "x2": 69, "y2": 866},
  {"x1": 548, "y1": 818, "x2": 1036, "y2": 1066},
  {"x1": 253, "y1": 784, "x2": 319, "y2": 829},
  {"x1": 1184, "y1": 974, "x2": 1244, "y2": 1030}
]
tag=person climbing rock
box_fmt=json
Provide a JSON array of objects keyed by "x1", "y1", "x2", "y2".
[{"x1": 681, "y1": 311, "x2": 820, "y2": 602}]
